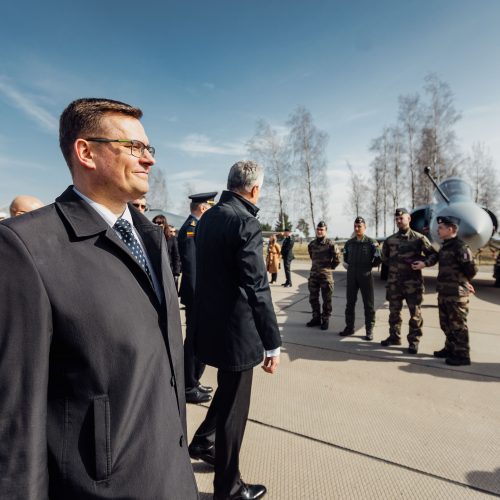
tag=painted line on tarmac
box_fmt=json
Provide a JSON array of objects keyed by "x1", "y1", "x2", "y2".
[{"x1": 246, "y1": 415, "x2": 500, "y2": 498}]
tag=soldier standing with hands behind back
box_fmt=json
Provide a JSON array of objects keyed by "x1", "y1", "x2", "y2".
[
  {"x1": 381, "y1": 208, "x2": 438, "y2": 354},
  {"x1": 306, "y1": 221, "x2": 341, "y2": 331},
  {"x1": 413, "y1": 216, "x2": 477, "y2": 365}
]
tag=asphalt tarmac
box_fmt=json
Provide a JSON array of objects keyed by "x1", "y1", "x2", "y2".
[{"x1": 185, "y1": 261, "x2": 500, "y2": 499}]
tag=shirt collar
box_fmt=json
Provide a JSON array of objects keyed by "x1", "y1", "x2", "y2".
[{"x1": 72, "y1": 187, "x2": 132, "y2": 228}]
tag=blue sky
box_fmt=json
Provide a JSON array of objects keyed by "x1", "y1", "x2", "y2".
[{"x1": 1, "y1": 0, "x2": 499, "y2": 235}]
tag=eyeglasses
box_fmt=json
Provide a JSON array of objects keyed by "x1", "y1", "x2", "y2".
[
  {"x1": 153, "y1": 220, "x2": 164, "y2": 226},
  {"x1": 86, "y1": 137, "x2": 155, "y2": 158},
  {"x1": 132, "y1": 203, "x2": 148, "y2": 212}
]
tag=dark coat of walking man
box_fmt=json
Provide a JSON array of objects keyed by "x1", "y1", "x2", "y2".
[
  {"x1": 0, "y1": 98, "x2": 198, "y2": 499},
  {"x1": 339, "y1": 216, "x2": 381, "y2": 340},
  {"x1": 188, "y1": 161, "x2": 281, "y2": 500},
  {"x1": 178, "y1": 192, "x2": 217, "y2": 404},
  {"x1": 306, "y1": 221, "x2": 341, "y2": 331},
  {"x1": 280, "y1": 228, "x2": 294, "y2": 287},
  {"x1": 413, "y1": 215, "x2": 477, "y2": 365},
  {"x1": 380, "y1": 208, "x2": 438, "y2": 354}
]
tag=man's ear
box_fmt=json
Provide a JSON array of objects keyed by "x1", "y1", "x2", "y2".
[{"x1": 74, "y1": 139, "x2": 97, "y2": 171}]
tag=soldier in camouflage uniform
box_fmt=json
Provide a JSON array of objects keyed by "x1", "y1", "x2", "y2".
[
  {"x1": 380, "y1": 208, "x2": 438, "y2": 353},
  {"x1": 339, "y1": 217, "x2": 381, "y2": 340},
  {"x1": 414, "y1": 215, "x2": 477, "y2": 365},
  {"x1": 306, "y1": 221, "x2": 341, "y2": 330}
]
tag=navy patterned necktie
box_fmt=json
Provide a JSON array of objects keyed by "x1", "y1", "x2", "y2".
[{"x1": 113, "y1": 218, "x2": 153, "y2": 284}]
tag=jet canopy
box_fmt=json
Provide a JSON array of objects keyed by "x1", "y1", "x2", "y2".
[{"x1": 433, "y1": 177, "x2": 473, "y2": 204}]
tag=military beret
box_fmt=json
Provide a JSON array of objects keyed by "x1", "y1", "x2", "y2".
[
  {"x1": 188, "y1": 192, "x2": 218, "y2": 205},
  {"x1": 437, "y1": 215, "x2": 460, "y2": 226},
  {"x1": 317, "y1": 221, "x2": 327, "y2": 228},
  {"x1": 394, "y1": 207, "x2": 409, "y2": 217},
  {"x1": 354, "y1": 216, "x2": 366, "y2": 224}
]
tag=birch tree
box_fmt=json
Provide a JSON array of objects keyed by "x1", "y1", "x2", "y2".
[
  {"x1": 247, "y1": 119, "x2": 290, "y2": 231},
  {"x1": 287, "y1": 106, "x2": 329, "y2": 230}
]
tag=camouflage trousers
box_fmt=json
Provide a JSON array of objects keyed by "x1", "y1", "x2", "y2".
[
  {"x1": 438, "y1": 295, "x2": 470, "y2": 358},
  {"x1": 308, "y1": 273, "x2": 333, "y2": 321},
  {"x1": 386, "y1": 284, "x2": 423, "y2": 344}
]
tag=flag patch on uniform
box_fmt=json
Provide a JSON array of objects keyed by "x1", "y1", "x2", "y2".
[{"x1": 187, "y1": 231, "x2": 195, "y2": 237}]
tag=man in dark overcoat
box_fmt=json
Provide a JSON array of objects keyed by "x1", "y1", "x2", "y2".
[
  {"x1": 0, "y1": 98, "x2": 198, "y2": 500},
  {"x1": 280, "y1": 227, "x2": 295, "y2": 287},
  {"x1": 178, "y1": 192, "x2": 217, "y2": 404},
  {"x1": 188, "y1": 161, "x2": 281, "y2": 500}
]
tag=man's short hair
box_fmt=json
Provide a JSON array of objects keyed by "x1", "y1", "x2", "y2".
[
  {"x1": 59, "y1": 98, "x2": 143, "y2": 171},
  {"x1": 227, "y1": 160, "x2": 264, "y2": 193}
]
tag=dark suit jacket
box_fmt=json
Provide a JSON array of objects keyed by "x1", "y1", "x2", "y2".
[
  {"x1": 177, "y1": 214, "x2": 197, "y2": 307},
  {"x1": 0, "y1": 187, "x2": 198, "y2": 500},
  {"x1": 281, "y1": 236, "x2": 295, "y2": 261},
  {"x1": 193, "y1": 191, "x2": 281, "y2": 371}
]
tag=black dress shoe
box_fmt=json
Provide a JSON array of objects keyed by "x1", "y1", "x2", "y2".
[
  {"x1": 320, "y1": 320, "x2": 329, "y2": 330},
  {"x1": 197, "y1": 383, "x2": 213, "y2": 394},
  {"x1": 188, "y1": 437, "x2": 215, "y2": 466},
  {"x1": 306, "y1": 318, "x2": 321, "y2": 327},
  {"x1": 380, "y1": 336, "x2": 402, "y2": 346},
  {"x1": 339, "y1": 328, "x2": 354, "y2": 336},
  {"x1": 185, "y1": 387, "x2": 212, "y2": 404},
  {"x1": 214, "y1": 482, "x2": 267, "y2": 500},
  {"x1": 364, "y1": 330, "x2": 373, "y2": 341},
  {"x1": 433, "y1": 348, "x2": 450, "y2": 358},
  {"x1": 445, "y1": 356, "x2": 471, "y2": 366}
]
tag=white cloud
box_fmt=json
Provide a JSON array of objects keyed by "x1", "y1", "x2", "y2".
[
  {"x1": 344, "y1": 109, "x2": 379, "y2": 123},
  {"x1": 0, "y1": 77, "x2": 58, "y2": 133},
  {"x1": 170, "y1": 133, "x2": 246, "y2": 157},
  {"x1": 167, "y1": 170, "x2": 205, "y2": 182}
]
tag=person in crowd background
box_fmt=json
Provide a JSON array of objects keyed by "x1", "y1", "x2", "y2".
[
  {"x1": 9, "y1": 195, "x2": 44, "y2": 217},
  {"x1": 266, "y1": 233, "x2": 281, "y2": 284},
  {"x1": 153, "y1": 214, "x2": 181, "y2": 287},
  {"x1": 178, "y1": 191, "x2": 218, "y2": 404}
]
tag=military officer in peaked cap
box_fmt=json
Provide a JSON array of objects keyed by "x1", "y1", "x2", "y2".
[{"x1": 178, "y1": 191, "x2": 217, "y2": 403}]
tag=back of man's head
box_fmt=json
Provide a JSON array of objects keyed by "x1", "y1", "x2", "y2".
[
  {"x1": 9, "y1": 195, "x2": 44, "y2": 217},
  {"x1": 227, "y1": 160, "x2": 264, "y2": 194},
  {"x1": 59, "y1": 98, "x2": 143, "y2": 172}
]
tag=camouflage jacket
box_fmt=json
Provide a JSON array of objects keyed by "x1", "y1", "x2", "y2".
[
  {"x1": 381, "y1": 228, "x2": 438, "y2": 285},
  {"x1": 308, "y1": 237, "x2": 341, "y2": 277},
  {"x1": 437, "y1": 237, "x2": 477, "y2": 297},
  {"x1": 343, "y1": 235, "x2": 381, "y2": 270}
]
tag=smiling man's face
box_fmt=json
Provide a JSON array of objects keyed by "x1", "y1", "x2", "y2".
[{"x1": 87, "y1": 113, "x2": 154, "y2": 204}]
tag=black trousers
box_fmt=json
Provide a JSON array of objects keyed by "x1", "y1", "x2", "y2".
[
  {"x1": 194, "y1": 368, "x2": 253, "y2": 496},
  {"x1": 345, "y1": 269, "x2": 375, "y2": 331},
  {"x1": 184, "y1": 305, "x2": 206, "y2": 390},
  {"x1": 283, "y1": 258, "x2": 292, "y2": 284}
]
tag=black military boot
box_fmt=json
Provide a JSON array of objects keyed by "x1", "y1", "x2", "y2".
[
  {"x1": 320, "y1": 319, "x2": 329, "y2": 330},
  {"x1": 408, "y1": 342, "x2": 419, "y2": 354},
  {"x1": 364, "y1": 329, "x2": 373, "y2": 341},
  {"x1": 339, "y1": 328, "x2": 354, "y2": 337},
  {"x1": 433, "y1": 348, "x2": 450, "y2": 358},
  {"x1": 306, "y1": 317, "x2": 321, "y2": 327},
  {"x1": 380, "y1": 336, "x2": 402, "y2": 346}
]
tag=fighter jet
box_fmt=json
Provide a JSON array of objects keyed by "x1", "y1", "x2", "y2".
[{"x1": 410, "y1": 167, "x2": 498, "y2": 252}]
